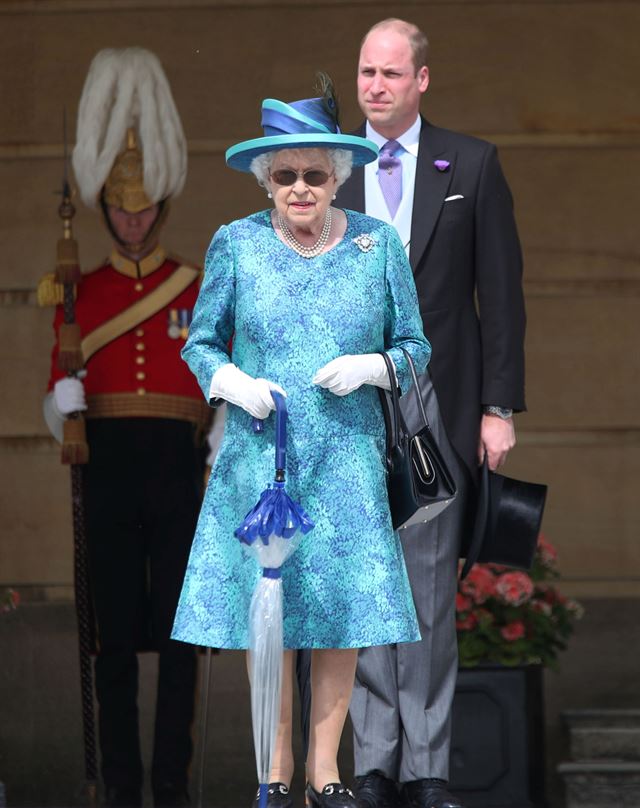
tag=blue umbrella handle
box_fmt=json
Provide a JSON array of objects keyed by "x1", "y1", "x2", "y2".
[{"x1": 251, "y1": 391, "x2": 287, "y2": 478}]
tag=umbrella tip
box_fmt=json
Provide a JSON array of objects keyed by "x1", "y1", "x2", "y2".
[{"x1": 258, "y1": 784, "x2": 269, "y2": 808}]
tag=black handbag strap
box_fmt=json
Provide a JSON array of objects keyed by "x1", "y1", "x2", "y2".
[
  {"x1": 379, "y1": 349, "x2": 430, "y2": 464},
  {"x1": 399, "y1": 347, "x2": 431, "y2": 430},
  {"x1": 379, "y1": 351, "x2": 403, "y2": 466}
]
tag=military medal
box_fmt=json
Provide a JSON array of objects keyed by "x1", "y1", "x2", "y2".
[
  {"x1": 168, "y1": 309, "x2": 181, "y2": 339},
  {"x1": 179, "y1": 308, "x2": 192, "y2": 340},
  {"x1": 168, "y1": 308, "x2": 192, "y2": 339}
]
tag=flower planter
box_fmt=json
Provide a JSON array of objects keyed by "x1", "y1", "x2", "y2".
[{"x1": 449, "y1": 665, "x2": 546, "y2": 808}]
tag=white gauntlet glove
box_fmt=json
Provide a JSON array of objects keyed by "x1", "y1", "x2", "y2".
[
  {"x1": 209, "y1": 363, "x2": 287, "y2": 419},
  {"x1": 43, "y1": 375, "x2": 88, "y2": 443},
  {"x1": 53, "y1": 377, "x2": 87, "y2": 416},
  {"x1": 312, "y1": 353, "x2": 392, "y2": 396}
]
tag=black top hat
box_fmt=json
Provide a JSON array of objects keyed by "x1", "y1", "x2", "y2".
[{"x1": 460, "y1": 456, "x2": 548, "y2": 579}]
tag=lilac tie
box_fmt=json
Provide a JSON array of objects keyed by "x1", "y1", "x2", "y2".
[{"x1": 378, "y1": 140, "x2": 403, "y2": 219}]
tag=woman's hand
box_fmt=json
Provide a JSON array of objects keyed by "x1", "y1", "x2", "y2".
[
  {"x1": 209, "y1": 363, "x2": 287, "y2": 419},
  {"x1": 312, "y1": 353, "x2": 391, "y2": 396}
]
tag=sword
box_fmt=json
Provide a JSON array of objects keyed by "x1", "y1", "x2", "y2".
[{"x1": 55, "y1": 108, "x2": 97, "y2": 807}]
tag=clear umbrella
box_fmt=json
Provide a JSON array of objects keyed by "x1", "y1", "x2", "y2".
[{"x1": 235, "y1": 391, "x2": 314, "y2": 808}]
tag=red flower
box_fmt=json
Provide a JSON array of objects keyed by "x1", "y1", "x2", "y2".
[
  {"x1": 456, "y1": 613, "x2": 478, "y2": 631},
  {"x1": 456, "y1": 593, "x2": 473, "y2": 612},
  {"x1": 539, "y1": 584, "x2": 565, "y2": 605},
  {"x1": 537, "y1": 534, "x2": 558, "y2": 566},
  {"x1": 459, "y1": 565, "x2": 496, "y2": 603},
  {"x1": 495, "y1": 571, "x2": 534, "y2": 606},
  {"x1": 501, "y1": 621, "x2": 526, "y2": 641},
  {"x1": 456, "y1": 533, "x2": 582, "y2": 668},
  {"x1": 532, "y1": 600, "x2": 552, "y2": 616},
  {"x1": 2, "y1": 588, "x2": 20, "y2": 613}
]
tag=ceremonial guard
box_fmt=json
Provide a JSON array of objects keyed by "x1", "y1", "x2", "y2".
[{"x1": 40, "y1": 48, "x2": 211, "y2": 808}]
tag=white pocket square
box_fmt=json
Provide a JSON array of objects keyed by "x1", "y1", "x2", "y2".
[{"x1": 444, "y1": 194, "x2": 464, "y2": 202}]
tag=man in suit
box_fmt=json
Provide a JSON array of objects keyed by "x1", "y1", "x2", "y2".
[{"x1": 336, "y1": 18, "x2": 526, "y2": 808}]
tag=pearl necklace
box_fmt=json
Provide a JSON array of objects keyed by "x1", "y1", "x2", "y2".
[{"x1": 277, "y1": 208, "x2": 332, "y2": 258}]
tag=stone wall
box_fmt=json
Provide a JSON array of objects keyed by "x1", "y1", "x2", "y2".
[{"x1": 2, "y1": 0, "x2": 638, "y2": 600}]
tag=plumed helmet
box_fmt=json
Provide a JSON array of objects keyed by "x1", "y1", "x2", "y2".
[{"x1": 72, "y1": 47, "x2": 187, "y2": 212}]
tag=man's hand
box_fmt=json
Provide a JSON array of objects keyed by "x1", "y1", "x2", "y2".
[
  {"x1": 53, "y1": 376, "x2": 87, "y2": 417},
  {"x1": 478, "y1": 413, "x2": 516, "y2": 470}
]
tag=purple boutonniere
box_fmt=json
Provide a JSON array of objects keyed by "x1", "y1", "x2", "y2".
[{"x1": 434, "y1": 159, "x2": 450, "y2": 172}]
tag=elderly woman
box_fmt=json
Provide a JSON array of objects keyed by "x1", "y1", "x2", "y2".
[{"x1": 172, "y1": 80, "x2": 431, "y2": 808}]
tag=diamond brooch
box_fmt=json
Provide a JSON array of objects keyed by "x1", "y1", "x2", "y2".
[{"x1": 353, "y1": 234, "x2": 377, "y2": 253}]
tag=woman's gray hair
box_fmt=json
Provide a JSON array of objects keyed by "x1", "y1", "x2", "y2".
[{"x1": 250, "y1": 148, "x2": 353, "y2": 189}]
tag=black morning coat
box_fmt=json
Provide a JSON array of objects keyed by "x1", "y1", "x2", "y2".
[{"x1": 336, "y1": 116, "x2": 527, "y2": 481}]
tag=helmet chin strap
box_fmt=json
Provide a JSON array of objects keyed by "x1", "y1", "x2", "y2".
[{"x1": 100, "y1": 194, "x2": 170, "y2": 260}]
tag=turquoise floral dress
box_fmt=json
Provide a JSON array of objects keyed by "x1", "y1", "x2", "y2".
[{"x1": 171, "y1": 209, "x2": 431, "y2": 649}]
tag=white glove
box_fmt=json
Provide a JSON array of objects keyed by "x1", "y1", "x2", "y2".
[
  {"x1": 53, "y1": 377, "x2": 87, "y2": 416},
  {"x1": 312, "y1": 353, "x2": 392, "y2": 396},
  {"x1": 209, "y1": 363, "x2": 287, "y2": 419}
]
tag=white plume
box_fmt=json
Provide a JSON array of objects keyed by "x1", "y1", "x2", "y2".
[{"x1": 72, "y1": 47, "x2": 187, "y2": 208}]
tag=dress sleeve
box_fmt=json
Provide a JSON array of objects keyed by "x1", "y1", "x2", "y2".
[
  {"x1": 181, "y1": 225, "x2": 236, "y2": 402},
  {"x1": 382, "y1": 225, "x2": 432, "y2": 392}
]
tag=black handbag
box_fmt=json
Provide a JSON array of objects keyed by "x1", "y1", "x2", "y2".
[{"x1": 379, "y1": 350, "x2": 457, "y2": 531}]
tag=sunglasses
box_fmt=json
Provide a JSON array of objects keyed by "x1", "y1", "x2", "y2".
[{"x1": 269, "y1": 169, "x2": 333, "y2": 187}]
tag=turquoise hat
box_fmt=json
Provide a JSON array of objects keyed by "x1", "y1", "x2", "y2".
[{"x1": 225, "y1": 97, "x2": 379, "y2": 172}]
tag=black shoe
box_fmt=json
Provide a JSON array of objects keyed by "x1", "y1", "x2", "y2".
[
  {"x1": 402, "y1": 779, "x2": 465, "y2": 808},
  {"x1": 355, "y1": 771, "x2": 400, "y2": 808},
  {"x1": 105, "y1": 786, "x2": 142, "y2": 808},
  {"x1": 154, "y1": 784, "x2": 190, "y2": 808},
  {"x1": 252, "y1": 782, "x2": 294, "y2": 808},
  {"x1": 306, "y1": 783, "x2": 357, "y2": 808}
]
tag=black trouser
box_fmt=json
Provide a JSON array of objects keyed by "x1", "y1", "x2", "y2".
[{"x1": 83, "y1": 418, "x2": 204, "y2": 795}]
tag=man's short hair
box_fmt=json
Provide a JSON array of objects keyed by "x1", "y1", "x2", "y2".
[{"x1": 362, "y1": 18, "x2": 429, "y2": 73}]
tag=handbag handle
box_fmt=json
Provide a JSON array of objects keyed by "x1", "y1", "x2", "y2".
[
  {"x1": 379, "y1": 351, "x2": 404, "y2": 467},
  {"x1": 400, "y1": 347, "x2": 431, "y2": 430},
  {"x1": 379, "y1": 348, "x2": 432, "y2": 469}
]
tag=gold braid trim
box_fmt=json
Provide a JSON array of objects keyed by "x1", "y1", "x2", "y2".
[{"x1": 86, "y1": 393, "x2": 211, "y2": 429}]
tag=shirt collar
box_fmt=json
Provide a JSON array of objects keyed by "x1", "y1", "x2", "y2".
[
  {"x1": 110, "y1": 245, "x2": 167, "y2": 278},
  {"x1": 366, "y1": 115, "x2": 421, "y2": 158}
]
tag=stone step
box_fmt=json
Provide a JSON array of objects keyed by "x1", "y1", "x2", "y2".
[
  {"x1": 563, "y1": 708, "x2": 640, "y2": 730},
  {"x1": 562, "y1": 709, "x2": 640, "y2": 761},
  {"x1": 557, "y1": 761, "x2": 640, "y2": 808},
  {"x1": 570, "y1": 727, "x2": 640, "y2": 761}
]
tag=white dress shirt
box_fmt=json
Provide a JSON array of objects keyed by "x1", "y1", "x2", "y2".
[{"x1": 364, "y1": 115, "x2": 421, "y2": 257}]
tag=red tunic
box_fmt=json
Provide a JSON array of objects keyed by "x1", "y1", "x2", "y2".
[{"x1": 48, "y1": 246, "x2": 210, "y2": 428}]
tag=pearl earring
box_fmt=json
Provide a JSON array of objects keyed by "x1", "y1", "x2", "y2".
[
  {"x1": 332, "y1": 194, "x2": 337, "y2": 200},
  {"x1": 267, "y1": 192, "x2": 273, "y2": 199}
]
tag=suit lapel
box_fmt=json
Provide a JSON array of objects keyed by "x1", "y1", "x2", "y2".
[
  {"x1": 336, "y1": 121, "x2": 366, "y2": 212},
  {"x1": 409, "y1": 119, "x2": 455, "y2": 270},
  {"x1": 337, "y1": 164, "x2": 365, "y2": 211}
]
